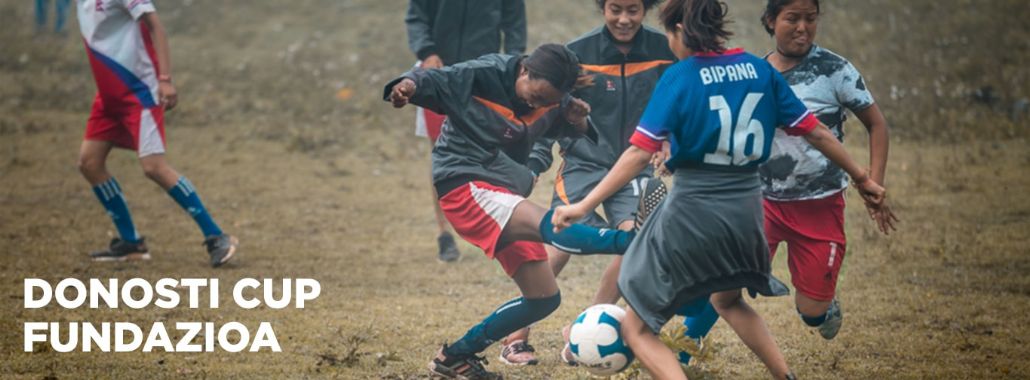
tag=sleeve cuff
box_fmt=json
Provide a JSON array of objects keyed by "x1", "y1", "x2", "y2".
[
  {"x1": 629, "y1": 130, "x2": 663, "y2": 153},
  {"x1": 785, "y1": 113, "x2": 819, "y2": 136},
  {"x1": 126, "y1": 0, "x2": 155, "y2": 19}
]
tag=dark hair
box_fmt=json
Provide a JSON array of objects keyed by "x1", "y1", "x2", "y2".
[
  {"x1": 761, "y1": 0, "x2": 820, "y2": 35},
  {"x1": 522, "y1": 43, "x2": 581, "y2": 92},
  {"x1": 659, "y1": 0, "x2": 732, "y2": 54},
  {"x1": 595, "y1": 0, "x2": 664, "y2": 12}
]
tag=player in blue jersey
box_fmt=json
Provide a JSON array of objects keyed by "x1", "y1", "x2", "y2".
[
  {"x1": 673, "y1": 0, "x2": 899, "y2": 360},
  {"x1": 552, "y1": 0, "x2": 890, "y2": 378}
]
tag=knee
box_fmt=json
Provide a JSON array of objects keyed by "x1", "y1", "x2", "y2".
[
  {"x1": 525, "y1": 292, "x2": 561, "y2": 321},
  {"x1": 77, "y1": 153, "x2": 104, "y2": 178},
  {"x1": 709, "y1": 291, "x2": 742, "y2": 312}
]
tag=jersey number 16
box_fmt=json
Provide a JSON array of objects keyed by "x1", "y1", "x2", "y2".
[{"x1": 703, "y1": 93, "x2": 764, "y2": 166}]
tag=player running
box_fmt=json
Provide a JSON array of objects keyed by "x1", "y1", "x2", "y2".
[
  {"x1": 673, "y1": 0, "x2": 899, "y2": 358},
  {"x1": 502, "y1": 0, "x2": 677, "y2": 366},
  {"x1": 552, "y1": 0, "x2": 891, "y2": 378},
  {"x1": 405, "y1": 0, "x2": 527, "y2": 263},
  {"x1": 385, "y1": 44, "x2": 638, "y2": 379},
  {"x1": 75, "y1": 0, "x2": 237, "y2": 267}
]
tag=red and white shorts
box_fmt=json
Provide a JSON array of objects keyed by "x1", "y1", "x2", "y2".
[
  {"x1": 84, "y1": 94, "x2": 166, "y2": 157},
  {"x1": 764, "y1": 191, "x2": 847, "y2": 301},
  {"x1": 439, "y1": 181, "x2": 548, "y2": 277}
]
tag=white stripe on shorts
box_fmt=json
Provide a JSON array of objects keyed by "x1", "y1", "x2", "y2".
[
  {"x1": 137, "y1": 108, "x2": 165, "y2": 157},
  {"x1": 468, "y1": 182, "x2": 526, "y2": 231}
]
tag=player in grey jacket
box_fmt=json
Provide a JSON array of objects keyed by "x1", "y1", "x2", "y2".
[
  {"x1": 405, "y1": 0, "x2": 527, "y2": 263},
  {"x1": 385, "y1": 45, "x2": 640, "y2": 379}
]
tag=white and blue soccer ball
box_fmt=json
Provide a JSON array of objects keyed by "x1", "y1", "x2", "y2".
[{"x1": 569, "y1": 304, "x2": 634, "y2": 376}]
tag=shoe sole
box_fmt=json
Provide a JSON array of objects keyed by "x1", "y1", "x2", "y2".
[
  {"x1": 212, "y1": 236, "x2": 239, "y2": 268},
  {"x1": 558, "y1": 344, "x2": 578, "y2": 366},
  {"x1": 497, "y1": 353, "x2": 538, "y2": 366},
  {"x1": 91, "y1": 252, "x2": 151, "y2": 262}
]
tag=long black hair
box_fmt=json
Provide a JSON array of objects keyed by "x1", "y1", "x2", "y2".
[
  {"x1": 522, "y1": 43, "x2": 582, "y2": 92},
  {"x1": 761, "y1": 0, "x2": 821, "y2": 35},
  {"x1": 659, "y1": 0, "x2": 732, "y2": 54}
]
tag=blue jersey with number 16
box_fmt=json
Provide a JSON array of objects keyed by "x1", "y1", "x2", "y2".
[{"x1": 629, "y1": 48, "x2": 819, "y2": 172}]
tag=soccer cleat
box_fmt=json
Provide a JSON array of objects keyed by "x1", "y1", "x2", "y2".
[
  {"x1": 498, "y1": 340, "x2": 538, "y2": 366},
  {"x1": 438, "y1": 233, "x2": 461, "y2": 263},
  {"x1": 559, "y1": 324, "x2": 577, "y2": 366},
  {"x1": 817, "y1": 298, "x2": 843, "y2": 340},
  {"x1": 429, "y1": 345, "x2": 503, "y2": 379},
  {"x1": 90, "y1": 237, "x2": 150, "y2": 262},
  {"x1": 204, "y1": 234, "x2": 238, "y2": 268},
  {"x1": 634, "y1": 178, "x2": 668, "y2": 232}
]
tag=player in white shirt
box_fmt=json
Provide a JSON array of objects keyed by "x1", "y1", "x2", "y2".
[{"x1": 76, "y1": 0, "x2": 237, "y2": 267}]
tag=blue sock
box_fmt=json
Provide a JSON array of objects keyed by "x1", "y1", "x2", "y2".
[
  {"x1": 167, "y1": 177, "x2": 223, "y2": 238},
  {"x1": 800, "y1": 308, "x2": 828, "y2": 327},
  {"x1": 92, "y1": 178, "x2": 140, "y2": 243},
  {"x1": 538, "y1": 210, "x2": 634, "y2": 254},
  {"x1": 446, "y1": 293, "x2": 561, "y2": 357},
  {"x1": 676, "y1": 297, "x2": 720, "y2": 364}
]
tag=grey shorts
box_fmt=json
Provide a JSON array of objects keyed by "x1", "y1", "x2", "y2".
[
  {"x1": 618, "y1": 169, "x2": 790, "y2": 334},
  {"x1": 549, "y1": 165, "x2": 653, "y2": 229}
]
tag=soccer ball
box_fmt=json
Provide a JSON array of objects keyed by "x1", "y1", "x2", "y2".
[{"x1": 569, "y1": 304, "x2": 634, "y2": 376}]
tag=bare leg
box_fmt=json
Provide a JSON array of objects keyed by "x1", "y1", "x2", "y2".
[
  {"x1": 590, "y1": 219, "x2": 634, "y2": 305},
  {"x1": 621, "y1": 305, "x2": 687, "y2": 380},
  {"x1": 78, "y1": 140, "x2": 115, "y2": 185},
  {"x1": 709, "y1": 290, "x2": 791, "y2": 379},
  {"x1": 139, "y1": 153, "x2": 181, "y2": 190},
  {"x1": 796, "y1": 293, "x2": 832, "y2": 317},
  {"x1": 548, "y1": 244, "x2": 571, "y2": 275}
]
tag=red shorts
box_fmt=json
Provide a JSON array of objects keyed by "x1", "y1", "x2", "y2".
[
  {"x1": 84, "y1": 94, "x2": 166, "y2": 157},
  {"x1": 439, "y1": 181, "x2": 548, "y2": 277},
  {"x1": 764, "y1": 191, "x2": 847, "y2": 301},
  {"x1": 415, "y1": 106, "x2": 445, "y2": 143}
]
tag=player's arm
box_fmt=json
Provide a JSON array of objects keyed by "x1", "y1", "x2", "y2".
[
  {"x1": 140, "y1": 12, "x2": 176, "y2": 110},
  {"x1": 500, "y1": 0, "x2": 527, "y2": 55},
  {"x1": 552, "y1": 145, "x2": 651, "y2": 231},
  {"x1": 405, "y1": 0, "x2": 442, "y2": 68},
  {"x1": 854, "y1": 103, "x2": 889, "y2": 186},
  {"x1": 800, "y1": 122, "x2": 895, "y2": 234}
]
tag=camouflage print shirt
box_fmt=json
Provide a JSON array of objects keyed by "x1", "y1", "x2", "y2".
[{"x1": 759, "y1": 45, "x2": 874, "y2": 201}]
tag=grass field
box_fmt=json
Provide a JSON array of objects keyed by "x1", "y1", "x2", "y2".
[{"x1": 1, "y1": 0, "x2": 1028, "y2": 378}]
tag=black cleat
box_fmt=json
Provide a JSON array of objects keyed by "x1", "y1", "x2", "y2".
[
  {"x1": 438, "y1": 233, "x2": 461, "y2": 263},
  {"x1": 90, "y1": 237, "x2": 150, "y2": 262},
  {"x1": 635, "y1": 178, "x2": 668, "y2": 232},
  {"x1": 204, "y1": 234, "x2": 238, "y2": 268},
  {"x1": 429, "y1": 345, "x2": 503, "y2": 379}
]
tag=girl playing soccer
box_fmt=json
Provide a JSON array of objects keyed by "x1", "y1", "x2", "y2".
[
  {"x1": 505, "y1": 0, "x2": 677, "y2": 366},
  {"x1": 673, "y1": 0, "x2": 900, "y2": 358},
  {"x1": 552, "y1": 0, "x2": 890, "y2": 378},
  {"x1": 385, "y1": 44, "x2": 637, "y2": 379}
]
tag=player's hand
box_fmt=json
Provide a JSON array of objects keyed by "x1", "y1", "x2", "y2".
[
  {"x1": 389, "y1": 78, "x2": 416, "y2": 108},
  {"x1": 652, "y1": 141, "x2": 672, "y2": 177},
  {"x1": 552, "y1": 203, "x2": 588, "y2": 233},
  {"x1": 159, "y1": 81, "x2": 178, "y2": 111},
  {"x1": 564, "y1": 97, "x2": 590, "y2": 130},
  {"x1": 421, "y1": 54, "x2": 443, "y2": 69},
  {"x1": 864, "y1": 197, "x2": 899, "y2": 235}
]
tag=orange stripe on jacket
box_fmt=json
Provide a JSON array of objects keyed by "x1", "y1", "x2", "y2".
[
  {"x1": 580, "y1": 60, "x2": 673, "y2": 77},
  {"x1": 473, "y1": 96, "x2": 555, "y2": 126},
  {"x1": 554, "y1": 159, "x2": 571, "y2": 205}
]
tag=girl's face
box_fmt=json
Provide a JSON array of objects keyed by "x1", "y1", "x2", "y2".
[
  {"x1": 665, "y1": 25, "x2": 691, "y2": 60},
  {"x1": 769, "y1": 0, "x2": 819, "y2": 57},
  {"x1": 515, "y1": 70, "x2": 564, "y2": 109},
  {"x1": 603, "y1": 0, "x2": 646, "y2": 45}
]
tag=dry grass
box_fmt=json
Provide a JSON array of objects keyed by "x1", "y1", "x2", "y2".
[{"x1": 0, "y1": 0, "x2": 1027, "y2": 379}]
